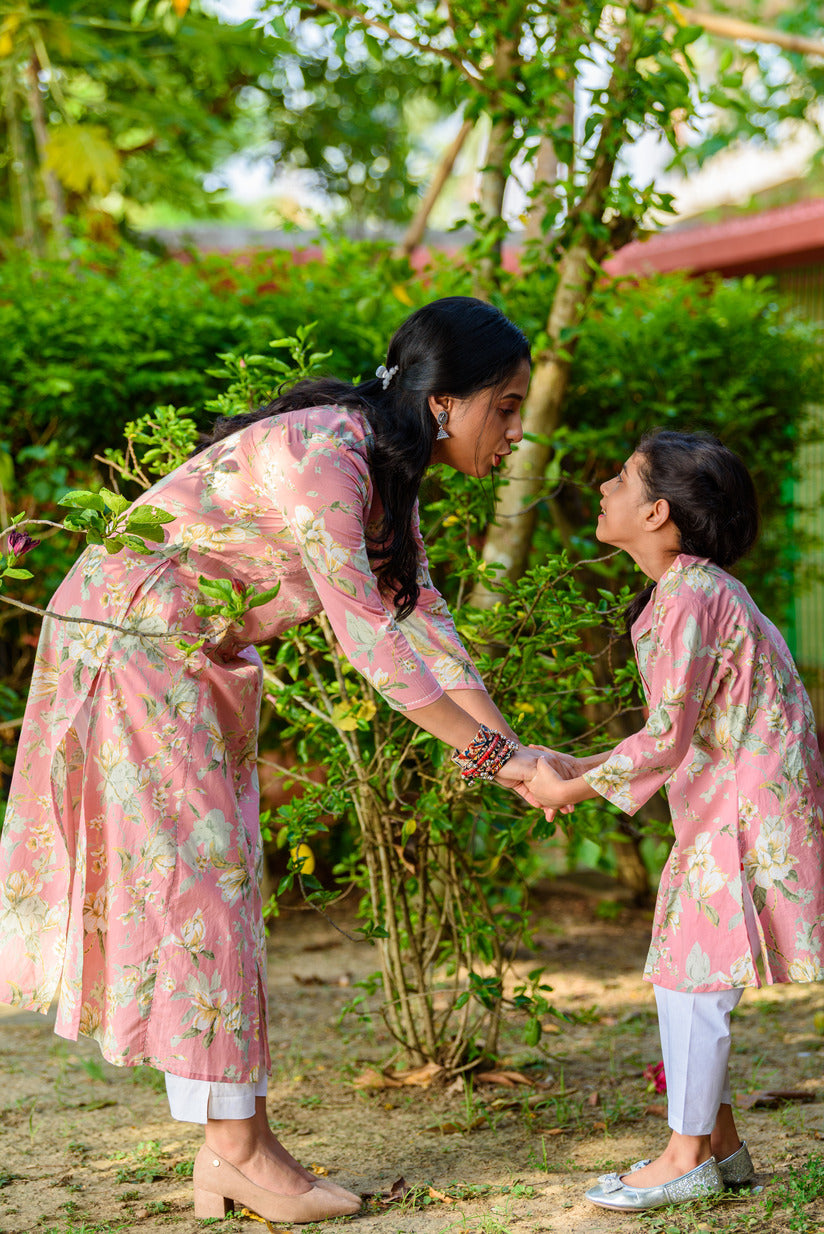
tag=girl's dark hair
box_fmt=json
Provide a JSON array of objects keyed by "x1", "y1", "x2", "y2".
[
  {"x1": 195, "y1": 296, "x2": 530, "y2": 618},
  {"x1": 624, "y1": 429, "x2": 760, "y2": 632}
]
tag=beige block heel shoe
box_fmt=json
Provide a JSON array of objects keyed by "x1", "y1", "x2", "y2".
[{"x1": 193, "y1": 1146, "x2": 361, "y2": 1222}]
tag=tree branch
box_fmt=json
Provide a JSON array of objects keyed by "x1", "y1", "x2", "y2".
[
  {"x1": 672, "y1": 4, "x2": 824, "y2": 58},
  {"x1": 304, "y1": 0, "x2": 483, "y2": 82}
]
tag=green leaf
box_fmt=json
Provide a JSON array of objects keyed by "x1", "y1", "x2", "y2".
[
  {"x1": 45, "y1": 125, "x2": 122, "y2": 196},
  {"x1": 247, "y1": 583, "x2": 281, "y2": 609},
  {"x1": 124, "y1": 522, "x2": 165, "y2": 543},
  {"x1": 99, "y1": 488, "x2": 130, "y2": 516},
  {"x1": 524, "y1": 1017, "x2": 542, "y2": 1047},
  {"x1": 126, "y1": 505, "x2": 175, "y2": 525},
  {"x1": 60, "y1": 490, "x2": 106, "y2": 512}
]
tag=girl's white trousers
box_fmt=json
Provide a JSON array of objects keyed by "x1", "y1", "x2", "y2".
[
  {"x1": 654, "y1": 882, "x2": 761, "y2": 1136},
  {"x1": 653, "y1": 984, "x2": 742, "y2": 1134}
]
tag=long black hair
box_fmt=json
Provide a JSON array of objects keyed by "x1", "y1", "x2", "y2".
[
  {"x1": 195, "y1": 296, "x2": 530, "y2": 618},
  {"x1": 624, "y1": 430, "x2": 760, "y2": 631}
]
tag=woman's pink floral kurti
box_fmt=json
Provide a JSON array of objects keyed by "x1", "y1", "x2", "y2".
[
  {"x1": 584, "y1": 555, "x2": 824, "y2": 993},
  {"x1": 0, "y1": 407, "x2": 483, "y2": 1081}
]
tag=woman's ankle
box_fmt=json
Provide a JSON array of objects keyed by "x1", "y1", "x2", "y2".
[{"x1": 205, "y1": 1117, "x2": 257, "y2": 1163}]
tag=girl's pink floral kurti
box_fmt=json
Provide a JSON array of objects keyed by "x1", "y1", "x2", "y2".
[
  {"x1": 584, "y1": 555, "x2": 824, "y2": 993},
  {"x1": 0, "y1": 407, "x2": 483, "y2": 1081}
]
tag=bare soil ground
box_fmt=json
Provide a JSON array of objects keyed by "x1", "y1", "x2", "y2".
[{"x1": 1, "y1": 874, "x2": 823, "y2": 1234}]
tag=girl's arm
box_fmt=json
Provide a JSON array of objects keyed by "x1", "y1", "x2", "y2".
[
  {"x1": 575, "y1": 584, "x2": 719, "y2": 816},
  {"x1": 525, "y1": 757, "x2": 600, "y2": 809}
]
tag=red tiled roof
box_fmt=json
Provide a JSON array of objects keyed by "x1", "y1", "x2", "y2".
[{"x1": 607, "y1": 196, "x2": 824, "y2": 277}]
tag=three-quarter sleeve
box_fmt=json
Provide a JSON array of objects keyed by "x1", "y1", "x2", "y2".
[
  {"x1": 395, "y1": 503, "x2": 485, "y2": 694},
  {"x1": 582, "y1": 587, "x2": 724, "y2": 815},
  {"x1": 270, "y1": 419, "x2": 448, "y2": 711}
]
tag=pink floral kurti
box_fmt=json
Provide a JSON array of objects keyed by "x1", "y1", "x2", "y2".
[
  {"x1": 0, "y1": 407, "x2": 483, "y2": 1081},
  {"x1": 584, "y1": 554, "x2": 824, "y2": 993}
]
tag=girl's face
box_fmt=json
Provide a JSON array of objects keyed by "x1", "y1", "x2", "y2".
[
  {"x1": 428, "y1": 359, "x2": 530, "y2": 478},
  {"x1": 596, "y1": 452, "x2": 655, "y2": 550}
]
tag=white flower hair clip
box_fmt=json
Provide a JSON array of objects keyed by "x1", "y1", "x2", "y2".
[{"x1": 375, "y1": 364, "x2": 399, "y2": 391}]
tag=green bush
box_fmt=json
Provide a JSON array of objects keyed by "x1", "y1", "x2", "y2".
[
  {"x1": 3, "y1": 262, "x2": 822, "y2": 1063},
  {"x1": 0, "y1": 239, "x2": 448, "y2": 461}
]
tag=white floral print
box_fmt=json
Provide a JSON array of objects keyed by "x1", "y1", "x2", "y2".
[
  {"x1": 0, "y1": 406, "x2": 482, "y2": 1079},
  {"x1": 583, "y1": 555, "x2": 824, "y2": 993}
]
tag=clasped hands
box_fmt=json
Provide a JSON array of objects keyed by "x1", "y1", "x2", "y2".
[{"x1": 495, "y1": 744, "x2": 583, "y2": 820}]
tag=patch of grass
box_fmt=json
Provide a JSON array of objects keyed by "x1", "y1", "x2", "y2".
[
  {"x1": 0, "y1": 1171, "x2": 26, "y2": 1188},
  {"x1": 600, "y1": 1089, "x2": 643, "y2": 1128},
  {"x1": 41, "y1": 1223, "x2": 131, "y2": 1233},
  {"x1": 79, "y1": 1058, "x2": 108, "y2": 1084},
  {"x1": 145, "y1": 1199, "x2": 171, "y2": 1214},
  {"x1": 112, "y1": 1139, "x2": 166, "y2": 1184},
  {"x1": 297, "y1": 1093, "x2": 325, "y2": 1108},
  {"x1": 595, "y1": 899, "x2": 624, "y2": 921},
  {"x1": 763, "y1": 1153, "x2": 824, "y2": 1233},
  {"x1": 129, "y1": 1065, "x2": 167, "y2": 1092}
]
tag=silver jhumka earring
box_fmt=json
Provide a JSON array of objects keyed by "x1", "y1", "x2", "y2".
[{"x1": 436, "y1": 410, "x2": 450, "y2": 440}]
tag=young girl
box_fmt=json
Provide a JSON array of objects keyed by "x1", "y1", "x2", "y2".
[{"x1": 527, "y1": 430, "x2": 824, "y2": 1212}]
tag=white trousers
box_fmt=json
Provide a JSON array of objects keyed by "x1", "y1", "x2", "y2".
[
  {"x1": 654, "y1": 881, "x2": 761, "y2": 1136},
  {"x1": 165, "y1": 1074, "x2": 268, "y2": 1124},
  {"x1": 654, "y1": 984, "x2": 742, "y2": 1135}
]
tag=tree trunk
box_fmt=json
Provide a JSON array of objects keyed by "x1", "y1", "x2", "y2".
[
  {"x1": 471, "y1": 2, "x2": 651, "y2": 600},
  {"x1": 4, "y1": 63, "x2": 38, "y2": 251},
  {"x1": 475, "y1": 36, "x2": 519, "y2": 295},
  {"x1": 471, "y1": 238, "x2": 598, "y2": 596},
  {"x1": 26, "y1": 55, "x2": 69, "y2": 254},
  {"x1": 397, "y1": 117, "x2": 473, "y2": 258},
  {"x1": 523, "y1": 68, "x2": 574, "y2": 245}
]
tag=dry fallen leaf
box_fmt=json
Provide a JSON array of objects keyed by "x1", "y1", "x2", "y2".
[
  {"x1": 476, "y1": 1069, "x2": 532, "y2": 1087},
  {"x1": 394, "y1": 1061, "x2": 445, "y2": 1087},
  {"x1": 425, "y1": 1116, "x2": 487, "y2": 1134},
  {"x1": 645, "y1": 1103, "x2": 668, "y2": 1118},
  {"x1": 738, "y1": 1089, "x2": 816, "y2": 1110},
  {"x1": 586, "y1": 1091, "x2": 600, "y2": 1107},
  {"x1": 352, "y1": 1062, "x2": 444, "y2": 1090},
  {"x1": 352, "y1": 1067, "x2": 404, "y2": 1090},
  {"x1": 428, "y1": 1186, "x2": 455, "y2": 1204},
  {"x1": 292, "y1": 973, "x2": 351, "y2": 987},
  {"x1": 370, "y1": 1176, "x2": 414, "y2": 1206},
  {"x1": 239, "y1": 1208, "x2": 287, "y2": 1232}
]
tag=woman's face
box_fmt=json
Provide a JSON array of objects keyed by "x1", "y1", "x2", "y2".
[{"x1": 428, "y1": 358, "x2": 530, "y2": 478}]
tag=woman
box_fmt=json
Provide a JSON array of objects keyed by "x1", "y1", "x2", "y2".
[{"x1": 0, "y1": 297, "x2": 554, "y2": 1222}]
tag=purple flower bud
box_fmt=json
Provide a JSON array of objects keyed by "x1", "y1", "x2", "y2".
[{"x1": 7, "y1": 530, "x2": 41, "y2": 558}]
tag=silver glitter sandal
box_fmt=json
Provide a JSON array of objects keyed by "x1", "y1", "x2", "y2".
[
  {"x1": 585, "y1": 1157, "x2": 723, "y2": 1211},
  {"x1": 717, "y1": 1141, "x2": 755, "y2": 1188}
]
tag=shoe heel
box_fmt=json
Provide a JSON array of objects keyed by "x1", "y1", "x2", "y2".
[{"x1": 193, "y1": 1187, "x2": 234, "y2": 1219}]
